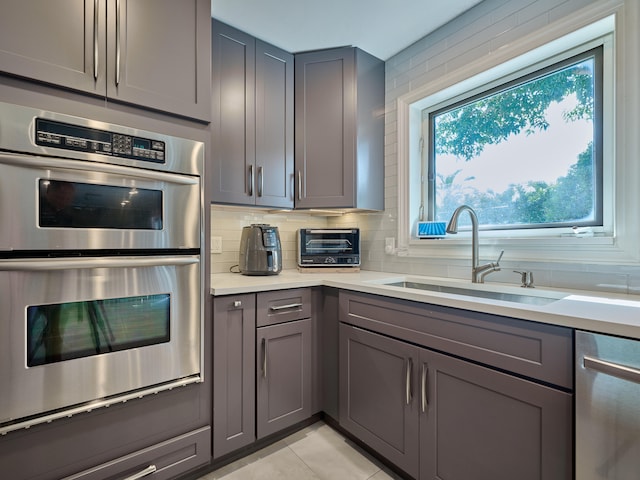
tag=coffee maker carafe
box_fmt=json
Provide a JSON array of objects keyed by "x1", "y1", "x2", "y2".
[{"x1": 239, "y1": 224, "x2": 282, "y2": 275}]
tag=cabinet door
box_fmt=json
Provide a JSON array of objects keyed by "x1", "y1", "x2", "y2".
[
  {"x1": 211, "y1": 20, "x2": 256, "y2": 205},
  {"x1": 295, "y1": 47, "x2": 356, "y2": 208},
  {"x1": 420, "y1": 348, "x2": 573, "y2": 480},
  {"x1": 0, "y1": 0, "x2": 105, "y2": 95},
  {"x1": 106, "y1": 0, "x2": 211, "y2": 121},
  {"x1": 257, "y1": 319, "x2": 312, "y2": 439},
  {"x1": 213, "y1": 294, "x2": 256, "y2": 458},
  {"x1": 339, "y1": 324, "x2": 420, "y2": 479},
  {"x1": 255, "y1": 40, "x2": 294, "y2": 208}
]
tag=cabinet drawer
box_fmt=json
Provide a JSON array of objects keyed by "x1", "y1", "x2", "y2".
[
  {"x1": 257, "y1": 288, "x2": 311, "y2": 326},
  {"x1": 339, "y1": 291, "x2": 573, "y2": 389},
  {"x1": 63, "y1": 427, "x2": 210, "y2": 480}
]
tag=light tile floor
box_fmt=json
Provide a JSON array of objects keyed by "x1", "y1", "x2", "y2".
[{"x1": 199, "y1": 421, "x2": 405, "y2": 480}]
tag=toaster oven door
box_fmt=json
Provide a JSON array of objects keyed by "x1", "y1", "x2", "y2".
[{"x1": 298, "y1": 229, "x2": 360, "y2": 266}]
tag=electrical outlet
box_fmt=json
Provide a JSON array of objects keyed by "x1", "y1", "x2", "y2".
[
  {"x1": 211, "y1": 236, "x2": 223, "y2": 254},
  {"x1": 385, "y1": 237, "x2": 395, "y2": 254}
]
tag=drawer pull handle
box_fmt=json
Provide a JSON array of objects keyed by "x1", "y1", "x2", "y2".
[
  {"x1": 124, "y1": 465, "x2": 156, "y2": 480},
  {"x1": 405, "y1": 358, "x2": 413, "y2": 405},
  {"x1": 269, "y1": 303, "x2": 303, "y2": 311},
  {"x1": 584, "y1": 356, "x2": 640, "y2": 385},
  {"x1": 421, "y1": 363, "x2": 428, "y2": 413}
]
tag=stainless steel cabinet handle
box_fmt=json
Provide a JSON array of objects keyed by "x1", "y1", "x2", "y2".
[
  {"x1": 262, "y1": 338, "x2": 268, "y2": 378},
  {"x1": 269, "y1": 303, "x2": 303, "y2": 311},
  {"x1": 584, "y1": 356, "x2": 640, "y2": 385},
  {"x1": 297, "y1": 170, "x2": 302, "y2": 201},
  {"x1": 405, "y1": 358, "x2": 413, "y2": 405},
  {"x1": 233, "y1": 300, "x2": 242, "y2": 308},
  {"x1": 421, "y1": 363, "x2": 428, "y2": 413},
  {"x1": 115, "y1": 0, "x2": 121, "y2": 86},
  {"x1": 123, "y1": 465, "x2": 157, "y2": 480},
  {"x1": 257, "y1": 166, "x2": 264, "y2": 197},
  {"x1": 93, "y1": 0, "x2": 99, "y2": 80},
  {"x1": 248, "y1": 165, "x2": 254, "y2": 197}
]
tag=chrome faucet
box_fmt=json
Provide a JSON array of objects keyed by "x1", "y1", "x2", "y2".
[{"x1": 446, "y1": 205, "x2": 503, "y2": 283}]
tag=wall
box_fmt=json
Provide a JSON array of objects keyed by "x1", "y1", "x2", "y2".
[
  {"x1": 210, "y1": 206, "x2": 329, "y2": 273},
  {"x1": 364, "y1": 0, "x2": 640, "y2": 294}
]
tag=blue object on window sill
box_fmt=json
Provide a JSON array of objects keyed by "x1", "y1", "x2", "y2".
[{"x1": 417, "y1": 221, "x2": 447, "y2": 238}]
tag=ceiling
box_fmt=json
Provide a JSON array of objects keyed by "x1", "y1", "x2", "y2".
[{"x1": 211, "y1": 0, "x2": 485, "y2": 61}]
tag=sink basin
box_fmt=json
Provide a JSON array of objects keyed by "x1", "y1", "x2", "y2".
[{"x1": 384, "y1": 281, "x2": 564, "y2": 306}]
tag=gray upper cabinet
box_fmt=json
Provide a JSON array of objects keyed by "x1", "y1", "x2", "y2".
[
  {"x1": 294, "y1": 47, "x2": 384, "y2": 210},
  {"x1": 211, "y1": 20, "x2": 294, "y2": 208},
  {"x1": 0, "y1": 0, "x2": 104, "y2": 95},
  {"x1": 0, "y1": 0, "x2": 211, "y2": 121},
  {"x1": 105, "y1": 0, "x2": 211, "y2": 121}
]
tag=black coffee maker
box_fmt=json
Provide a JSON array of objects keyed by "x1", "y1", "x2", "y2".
[{"x1": 239, "y1": 224, "x2": 282, "y2": 275}]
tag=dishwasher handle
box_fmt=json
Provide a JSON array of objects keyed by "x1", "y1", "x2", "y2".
[{"x1": 583, "y1": 355, "x2": 640, "y2": 385}]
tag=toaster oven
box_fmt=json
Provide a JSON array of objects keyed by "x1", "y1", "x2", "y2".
[{"x1": 298, "y1": 228, "x2": 360, "y2": 267}]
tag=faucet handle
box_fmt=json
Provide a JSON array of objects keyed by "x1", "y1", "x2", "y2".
[
  {"x1": 513, "y1": 270, "x2": 534, "y2": 288},
  {"x1": 495, "y1": 250, "x2": 504, "y2": 266}
]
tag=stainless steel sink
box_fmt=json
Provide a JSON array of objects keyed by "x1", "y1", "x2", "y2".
[{"x1": 385, "y1": 281, "x2": 563, "y2": 306}]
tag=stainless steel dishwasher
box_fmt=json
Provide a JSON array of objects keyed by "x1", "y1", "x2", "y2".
[{"x1": 576, "y1": 330, "x2": 640, "y2": 479}]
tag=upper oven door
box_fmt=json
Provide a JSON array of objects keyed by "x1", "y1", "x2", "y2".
[{"x1": 0, "y1": 152, "x2": 200, "y2": 251}]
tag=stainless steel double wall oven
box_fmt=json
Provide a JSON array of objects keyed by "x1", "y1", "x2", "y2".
[{"x1": 0, "y1": 103, "x2": 204, "y2": 434}]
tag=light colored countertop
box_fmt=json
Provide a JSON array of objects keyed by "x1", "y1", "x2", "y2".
[{"x1": 211, "y1": 269, "x2": 640, "y2": 340}]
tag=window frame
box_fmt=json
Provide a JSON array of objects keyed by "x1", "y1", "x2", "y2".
[
  {"x1": 423, "y1": 46, "x2": 604, "y2": 233},
  {"x1": 393, "y1": 16, "x2": 618, "y2": 263}
]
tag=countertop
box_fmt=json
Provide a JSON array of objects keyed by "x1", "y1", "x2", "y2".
[{"x1": 211, "y1": 269, "x2": 640, "y2": 340}]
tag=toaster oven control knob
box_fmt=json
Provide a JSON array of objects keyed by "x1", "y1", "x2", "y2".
[{"x1": 325, "y1": 257, "x2": 336, "y2": 264}]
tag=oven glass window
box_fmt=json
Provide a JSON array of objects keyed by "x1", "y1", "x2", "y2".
[
  {"x1": 304, "y1": 236, "x2": 355, "y2": 254},
  {"x1": 27, "y1": 294, "x2": 170, "y2": 367},
  {"x1": 39, "y1": 180, "x2": 163, "y2": 230}
]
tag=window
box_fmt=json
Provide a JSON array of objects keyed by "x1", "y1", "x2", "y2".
[{"x1": 422, "y1": 47, "x2": 603, "y2": 232}]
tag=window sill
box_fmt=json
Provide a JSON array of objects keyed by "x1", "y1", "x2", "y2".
[{"x1": 396, "y1": 234, "x2": 629, "y2": 265}]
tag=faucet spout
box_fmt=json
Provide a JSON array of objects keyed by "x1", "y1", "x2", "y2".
[{"x1": 446, "y1": 205, "x2": 502, "y2": 283}]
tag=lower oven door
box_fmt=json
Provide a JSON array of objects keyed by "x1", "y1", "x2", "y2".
[{"x1": 0, "y1": 255, "x2": 201, "y2": 431}]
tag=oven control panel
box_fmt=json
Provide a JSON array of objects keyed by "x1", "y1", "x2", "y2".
[{"x1": 35, "y1": 118, "x2": 166, "y2": 163}]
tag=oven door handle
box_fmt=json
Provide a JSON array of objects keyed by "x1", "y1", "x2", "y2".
[
  {"x1": 0, "y1": 153, "x2": 198, "y2": 185},
  {"x1": 0, "y1": 256, "x2": 199, "y2": 271}
]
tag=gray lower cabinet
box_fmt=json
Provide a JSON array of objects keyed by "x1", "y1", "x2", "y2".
[
  {"x1": 257, "y1": 318, "x2": 312, "y2": 438},
  {"x1": 0, "y1": 0, "x2": 211, "y2": 121},
  {"x1": 212, "y1": 293, "x2": 256, "y2": 458},
  {"x1": 339, "y1": 323, "x2": 420, "y2": 477},
  {"x1": 294, "y1": 47, "x2": 384, "y2": 210},
  {"x1": 213, "y1": 288, "x2": 315, "y2": 459},
  {"x1": 340, "y1": 324, "x2": 573, "y2": 480},
  {"x1": 339, "y1": 291, "x2": 574, "y2": 480},
  {"x1": 211, "y1": 20, "x2": 294, "y2": 208},
  {"x1": 62, "y1": 427, "x2": 211, "y2": 480}
]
